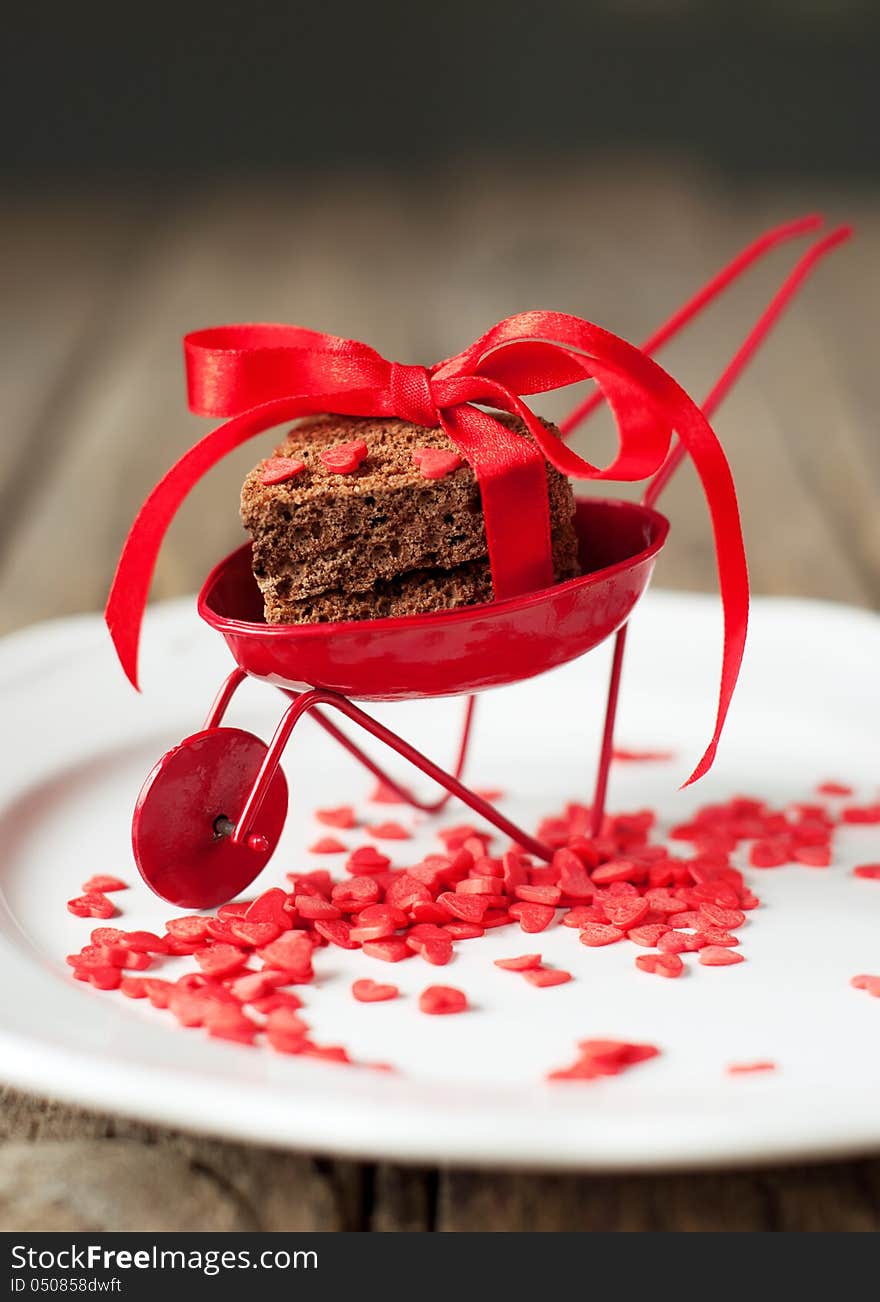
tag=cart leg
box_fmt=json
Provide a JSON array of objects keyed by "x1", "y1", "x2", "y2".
[
  {"x1": 232, "y1": 688, "x2": 552, "y2": 862},
  {"x1": 590, "y1": 623, "x2": 628, "y2": 838},
  {"x1": 303, "y1": 693, "x2": 477, "y2": 814},
  {"x1": 202, "y1": 666, "x2": 249, "y2": 729},
  {"x1": 203, "y1": 667, "x2": 477, "y2": 815}
]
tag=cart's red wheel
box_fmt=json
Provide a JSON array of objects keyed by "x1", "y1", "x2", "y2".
[{"x1": 132, "y1": 727, "x2": 288, "y2": 909}]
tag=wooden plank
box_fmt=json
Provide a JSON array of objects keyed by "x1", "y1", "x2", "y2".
[
  {"x1": 436, "y1": 1160, "x2": 880, "y2": 1232},
  {"x1": 809, "y1": 190, "x2": 880, "y2": 487},
  {"x1": 4, "y1": 1084, "x2": 878, "y2": 1232},
  {"x1": 0, "y1": 194, "x2": 150, "y2": 544},
  {"x1": 437, "y1": 1167, "x2": 769, "y2": 1232},
  {"x1": 0, "y1": 1087, "x2": 364, "y2": 1232},
  {"x1": 762, "y1": 1160, "x2": 880, "y2": 1232},
  {"x1": 369, "y1": 1165, "x2": 436, "y2": 1232},
  {"x1": 0, "y1": 1140, "x2": 257, "y2": 1233}
]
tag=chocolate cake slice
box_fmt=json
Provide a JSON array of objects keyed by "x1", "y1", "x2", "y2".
[
  {"x1": 240, "y1": 414, "x2": 579, "y2": 625},
  {"x1": 266, "y1": 559, "x2": 497, "y2": 624}
]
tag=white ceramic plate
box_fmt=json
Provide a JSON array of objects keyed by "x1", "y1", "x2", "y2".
[{"x1": 0, "y1": 591, "x2": 878, "y2": 1171}]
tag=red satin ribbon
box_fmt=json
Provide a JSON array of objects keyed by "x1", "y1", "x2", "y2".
[{"x1": 105, "y1": 311, "x2": 749, "y2": 785}]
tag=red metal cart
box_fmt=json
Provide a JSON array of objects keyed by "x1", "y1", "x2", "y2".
[{"x1": 108, "y1": 218, "x2": 848, "y2": 908}]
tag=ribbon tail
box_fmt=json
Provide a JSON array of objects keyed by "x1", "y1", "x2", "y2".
[
  {"x1": 105, "y1": 397, "x2": 328, "y2": 688},
  {"x1": 670, "y1": 404, "x2": 749, "y2": 787}
]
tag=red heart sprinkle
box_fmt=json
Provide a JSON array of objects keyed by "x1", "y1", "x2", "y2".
[
  {"x1": 194, "y1": 944, "x2": 248, "y2": 978},
  {"x1": 508, "y1": 902, "x2": 556, "y2": 933},
  {"x1": 816, "y1": 781, "x2": 852, "y2": 796},
  {"x1": 418, "y1": 985, "x2": 468, "y2": 1014},
  {"x1": 120, "y1": 930, "x2": 169, "y2": 954},
  {"x1": 548, "y1": 1039, "x2": 659, "y2": 1082},
  {"x1": 522, "y1": 967, "x2": 572, "y2": 987},
  {"x1": 699, "y1": 946, "x2": 745, "y2": 967},
  {"x1": 362, "y1": 936, "x2": 413, "y2": 963},
  {"x1": 494, "y1": 953, "x2": 542, "y2": 971},
  {"x1": 407, "y1": 935, "x2": 454, "y2": 966},
  {"x1": 657, "y1": 930, "x2": 706, "y2": 954},
  {"x1": 313, "y1": 919, "x2": 358, "y2": 949},
  {"x1": 245, "y1": 888, "x2": 291, "y2": 929},
  {"x1": 227, "y1": 918, "x2": 282, "y2": 948},
  {"x1": 635, "y1": 951, "x2": 685, "y2": 978},
  {"x1": 578, "y1": 922, "x2": 624, "y2": 947},
  {"x1": 81, "y1": 874, "x2": 128, "y2": 893},
  {"x1": 294, "y1": 895, "x2": 341, "y2": 921},
  {"x1": 346, "y1": 846, "x2": 392, "y2": 874},
  {"x1": 315, "y1": 806, "x2": 357, "y2": 829},
  {"x1": 319, "y1": 439, "x2": 368, "y2": 475},
  {"x1": 627, "y1": 923, "x2": 670, "y2": 947},
  {"x1": 514, "y1": 884, "x2": 562, "y2": 907},
  {"x1": 67, "y1": 892, "x2": 117, "y2": 920},
  {"x1": 259, "y1": 457, "x2": 306, "y2": 485},
  {"x1": 165, "y1": 915, "x2": 210, "y2": 941},
  {"x1": 257, "y1": 931, "x2": 314, "y2": 973},
  {"x1": 366, "y1": 821, "x2": 411, "y2": 840},
  {"x1": 601, "y1": 895, "x2": 650, "y2": 929},
  {"x1": 309, "y1": 836, "x2": 348, "y2": 854},
  {"x1": 851, "y1": 973, "x2": 880, "y2": 997},
  {"x1": 412, "y1": 448, "x2": 463, "y2": 479},
  {"x1": 443, "y1": 921, "x2": 484, "y2": 939},
  {"x1": 74, "y1": 966, "x2": 122, "y2": 990},
  {"x1": 352, "y1": 979, "x2": 399, "y2": 1003},
  {"x1": 592, "y1": 859, "x2": 642, "y2": 885},
  {"x1": 841, "y1": 804, "x2": 880, "y2": 824},
  {"x1": 748, "y1": 839, "x2": 790, "y2": 868},
  {"x1": 697, "y1": 902, "x2": 746, "y2": 930}
]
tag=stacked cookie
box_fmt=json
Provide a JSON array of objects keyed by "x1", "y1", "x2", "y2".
[{"x1": 240, "y1": 414, "x2": 580, "y2": 625}]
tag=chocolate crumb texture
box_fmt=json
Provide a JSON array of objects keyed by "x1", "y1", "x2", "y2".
[{"x1": 240, "y1": 413, "x2": 580, "y2": 623}]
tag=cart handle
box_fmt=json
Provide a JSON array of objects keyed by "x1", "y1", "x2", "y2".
[
  {"x1": 644, "y1": 225, "x2": 852, "y2": 508},
  {"x1": 203, "y1": 666, "x2": 478, "y2": 818},
  {"x1": 561, "y1": 215, "x2": 824, "y2": 436},
  {"x1": 560, "y1": 217, "x2": 852, "y2": 509}
]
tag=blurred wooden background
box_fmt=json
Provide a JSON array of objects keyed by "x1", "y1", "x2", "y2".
[{"x1": 1, "y1": 165, "x2": 878, "y2": 1230}]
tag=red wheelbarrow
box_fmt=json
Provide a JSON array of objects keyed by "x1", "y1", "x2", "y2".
[{"x1": 110, "y1": 217, "x2": 849, "y2": 909}]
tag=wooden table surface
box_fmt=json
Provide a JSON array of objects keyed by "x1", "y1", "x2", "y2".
[{"x1": 1, "y1": 165, "x2": 878, "y2": 1231}]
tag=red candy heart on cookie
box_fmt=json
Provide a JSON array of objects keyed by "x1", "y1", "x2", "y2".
[
  {"x1": 319, "y1": 439, "x2": 368, "y2": 475},
  {"x1": 412, "y1": 447, "x2": 463, "y2": 480},
  {"x1": 259, "y1": 457, "x2": 306, "y2": 485}
]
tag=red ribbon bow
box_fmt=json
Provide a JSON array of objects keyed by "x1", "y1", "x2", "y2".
[{"x1": 105, "y1": 310, "x2": 748, "y2": 785}]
